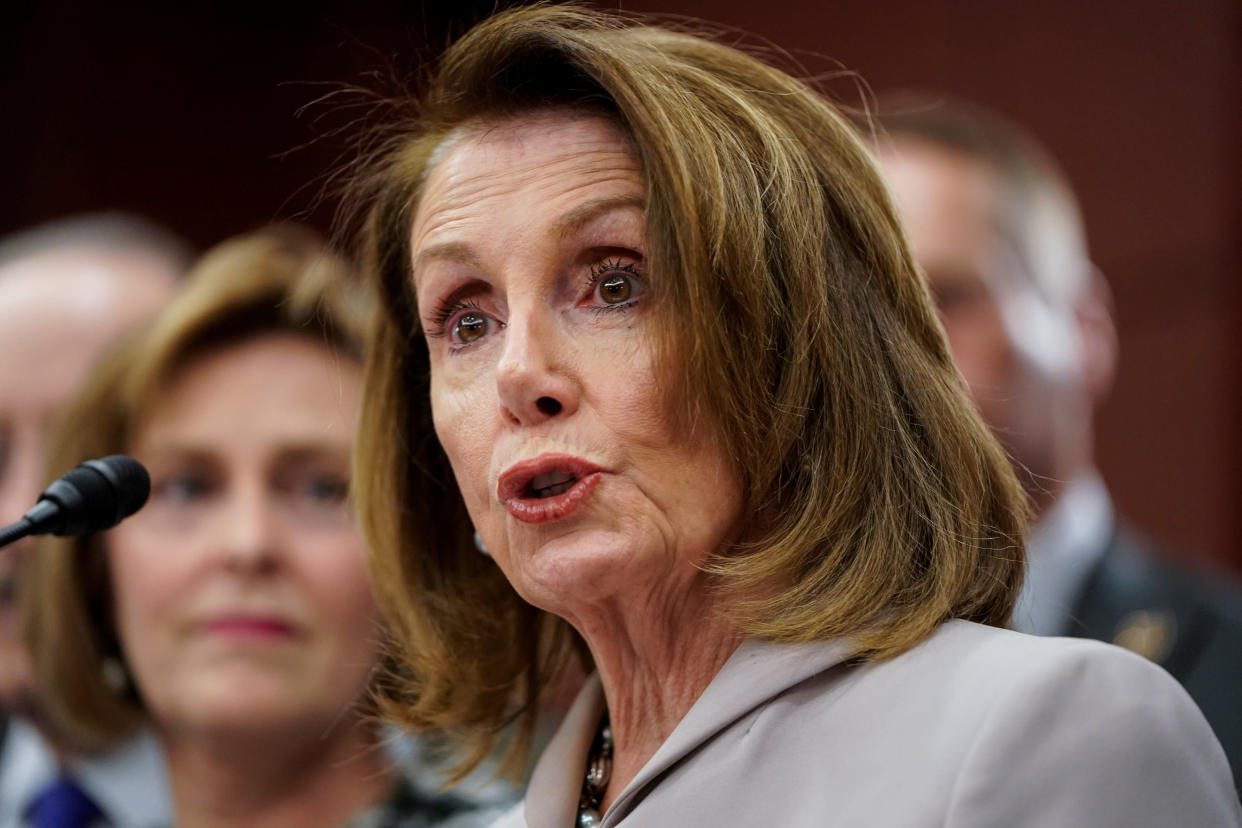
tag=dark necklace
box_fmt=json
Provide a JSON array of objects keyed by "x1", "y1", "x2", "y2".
[{"x1": 577, "y1": 713, "x2": 613, "y2": 827}]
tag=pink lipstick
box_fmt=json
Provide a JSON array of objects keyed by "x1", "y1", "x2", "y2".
[
  {"x1": 202, "y1": 615, "x2": 295, "y2": 640},
  {"x1": 498, "y1": 453, "x2": 603, "y2": 524}
]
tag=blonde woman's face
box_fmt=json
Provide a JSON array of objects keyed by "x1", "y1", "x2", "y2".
[
  {"x1": 108, "y1": 333, "x2": 379, "y2": 737},
  {"x1": 410, "y1": 112, "x2": 742, "y2": 624}
]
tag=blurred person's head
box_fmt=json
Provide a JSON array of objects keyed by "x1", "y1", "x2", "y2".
[
  {"x1": 873, "y1": 99, "x2": 1117, "y2": 514},
  {"x1": 0, "y1": 213, "x2": 188, "y2": 713},
  {"x1": 22, "y1": 226, "x2": 390, "y2": 824}
]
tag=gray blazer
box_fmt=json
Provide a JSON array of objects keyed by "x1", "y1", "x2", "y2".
[{"x1": 495, "y1": 620, "x2": 1240, "y2": 827}]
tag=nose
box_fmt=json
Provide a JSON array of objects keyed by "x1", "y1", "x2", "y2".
[
  {"x1": 495, "y1": 310, "x2": 579, "y2": 427},
  {"x1": 214, "y1": 486, "x2": 280, "y2": 577}
]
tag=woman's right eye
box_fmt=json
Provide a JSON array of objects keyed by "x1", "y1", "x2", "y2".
[
  {"x1": 426, "y1": 296, "x2": 498, "y2": 349},
  {"x1": 453, "y1": 310, "x2": 490, "y2": 345},
  {"x1": 153, "y1": 474, "x2": 212, "y2": 503}
]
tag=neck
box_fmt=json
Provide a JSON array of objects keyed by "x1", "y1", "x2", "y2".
[
  {"x1": 163, "y1": 716, "x2": 391, "y2": 828},
  {"x1": 566, "y1": 576, "x2": 741, "y2": 813}
]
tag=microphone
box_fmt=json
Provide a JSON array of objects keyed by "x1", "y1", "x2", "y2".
[{"x1": 0, "y1": 455, "x2": 150, "y2": 549}]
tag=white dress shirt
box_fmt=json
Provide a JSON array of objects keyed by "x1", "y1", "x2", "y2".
[
  {"x1": 1012, "y1": 471, "x2": 1113, "y2": 636},
  {"x1": 0, "y1": 718, "x2": 171, "y2": 828}
]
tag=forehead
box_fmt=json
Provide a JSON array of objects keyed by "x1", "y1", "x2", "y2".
[
  {"x1": 0, "y1": 247, "x2": 175, "y2": 322},
  {"x1": 879, "y1": 139, "x2": 1004, "y2": 251},
  {"x1": 135, "y1": 333, "x2": 360, "y2": 448},
  {"x1": 879, "y1": 138, "x2": 1033, "y2": 287},
  {"x1": 410, "y1": 112, "x2": 643, "y2": 258},
  {"x1": 0, "y1": 249, "x2": 176, "y2": 407}
]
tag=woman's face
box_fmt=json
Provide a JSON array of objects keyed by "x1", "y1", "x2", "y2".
[
  {"x1": 109, "y1": 332, "x2": 378, "y2": 738},
  {"x1": 411, "y1": 112, "x2": 742, "y2": 619}
]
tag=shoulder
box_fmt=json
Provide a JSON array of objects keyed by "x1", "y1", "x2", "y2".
[
  {"x1": 923, "y1": 622, "x2": 1241, "y2": 827},
  {"x1": 603, "y1": 626, "x2": 1239, "y2": 827},
  {"x1": 858, "y1": 619, "x2": 1182, "y2": 711},
  {"x1": 0, "y1": 717, "x2": 57, "y2": 824},
  {"x1": 1075, "y1": 527, "x2": 1242, "y2": 791}
]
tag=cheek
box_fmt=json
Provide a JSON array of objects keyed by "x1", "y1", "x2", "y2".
[
  {"x1": 941, "y1": 303, "x2": 1012, "y2": 393},
  {"x1": 106, "y1": 532, "x2": 184, "y2": 675},
  {"x1": 431, "y1": 371, "x2": 496, "y2": 509},
  {"x1": 109, "y1": 533, "x2": 170, "y2": 619},
  {"x1": 605, "y1": 347, "x2": 740, "y2": 521},
  {"x1": 293, "y1": 536, "x2": 383, "y2": 695},
  {"x1": 593, "y1": 344, "x2": 673, "y2": 449},
  {"x1": 302, "y1": 537, "x2": 381, "y2": 632}
]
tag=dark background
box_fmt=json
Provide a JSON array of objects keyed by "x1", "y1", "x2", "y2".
[{"x1": 2, "y1": 0, "x2": 1238, "y2": 574}]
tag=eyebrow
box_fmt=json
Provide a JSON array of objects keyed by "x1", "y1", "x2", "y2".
[
  {"x1": 412, "y1": 241, "x2": 481, "y2": 273},
  {"x1": 141, "y1": 443, "x2": 351, "y2": 468},
  {"x1": 555, "y1": 194, "x2": 646, "y2": 241}
]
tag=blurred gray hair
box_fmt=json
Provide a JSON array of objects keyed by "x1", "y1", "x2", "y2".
[
  {"x1": 873, "y1": 95, "x2": 1091, "y2": 306},
  {"x1": 0, "y1": 212, "x2": 194, "y2": 275}
]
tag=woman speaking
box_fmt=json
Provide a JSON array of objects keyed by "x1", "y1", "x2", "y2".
[{"x1": 352, "y1": 7, "x2": 1240, "y2": 826}]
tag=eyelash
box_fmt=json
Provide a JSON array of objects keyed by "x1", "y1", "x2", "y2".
[
  {"x1": 424, "y1": 297, "x2": 484, "y2": 340},
  {"x1": 585, "y1": 258, "x2": 643, "y2": 314}
]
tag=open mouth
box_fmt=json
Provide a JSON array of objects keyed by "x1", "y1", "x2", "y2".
[
  {"x1": 528, "y1": 470, "x2": 578, "y2": 499},
  {"x1": 499, "y1": 453, "x2": 604, "y2": 524}
]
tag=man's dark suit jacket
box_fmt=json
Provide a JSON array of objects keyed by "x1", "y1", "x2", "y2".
[{"x1": 1067, "y1": 525, "x2": 1242, "y2": 793}]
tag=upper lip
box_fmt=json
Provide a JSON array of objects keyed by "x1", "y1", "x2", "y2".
[{"x1": 497, "y1": 453, "x2": 605, "y2": 503}]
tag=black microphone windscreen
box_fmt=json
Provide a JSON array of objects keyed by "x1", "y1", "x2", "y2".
[
  {"x1": 82, "y1": 456, "x2": 150, "y2": 526},
  {"x1": 39, "y1": 455, "x2": 150, "y2": 536}
]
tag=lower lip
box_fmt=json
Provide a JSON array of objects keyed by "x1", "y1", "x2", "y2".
[
  {"x1": 202, "y1": 619, "x2": 295, "y2": 640},
  {"x1": 503, "y1": 472, "x2": 602, "y2": 524}
]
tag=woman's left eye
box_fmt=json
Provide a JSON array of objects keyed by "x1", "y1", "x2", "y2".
[
  {"x1": 598, "y1": 273, "x2": 633, "y2": 304},
  {"x1": 302, "y1": 474, "x2": 349, "y2": 504},
  {"x1": 587, "y1": 260, "x2": 643, "y2": 308},
  {"x1": 278, "y1": 469, "x2": 351, "y2": 519}
]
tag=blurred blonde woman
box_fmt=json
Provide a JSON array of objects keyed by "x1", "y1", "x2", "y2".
[{"x1": 20, "y1": 227, "x2": 506, "y2": 828}]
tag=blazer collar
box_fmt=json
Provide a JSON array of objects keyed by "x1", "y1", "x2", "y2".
[{"x1": 524, "y1": 636, "x2": 856, "y2": 827}]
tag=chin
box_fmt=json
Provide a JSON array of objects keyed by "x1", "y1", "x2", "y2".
[
  {"x1": 179, "y1": 671, "x2": 313, "y2": 728},
  {"x1": 506, "y1": 526, "x2": 658, "y2": 612},
  {"x1": 195, "y1": 702, "x2": 290, "y2": 734}
]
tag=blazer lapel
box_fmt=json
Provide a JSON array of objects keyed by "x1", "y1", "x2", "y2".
[
  {"x1": 524, "y1": 674, "x2": 606, "y2": 828},
  {"x1": 605, "y1": 636, "x2": 856, "y2": 823}
]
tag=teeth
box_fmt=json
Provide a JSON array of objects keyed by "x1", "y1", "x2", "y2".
[
  {"x1": 529, "y1": 470, "x2": 577, "y2": 499},
  {"x1": 538, "y1": 480, "x2": 574, "y2": 498},
  {"x1": 530, "y1": 471, "x2": 574, "y2": 490}
]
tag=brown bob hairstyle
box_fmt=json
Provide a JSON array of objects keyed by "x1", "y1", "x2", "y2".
[
  {"x1": 21, "y1": 225, "x2": 371, "y2": 754},
  {"x1": 353, "y1": 5, "x2": 1028, "y2": 776}
]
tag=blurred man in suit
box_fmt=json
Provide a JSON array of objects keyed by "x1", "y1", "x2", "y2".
[
  {"x1": 874, "y1": 99, "x2": 1242, "y2": 790},
  {"x1": 0, "y1": 213, "x2": 186, "y2": 721}
]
